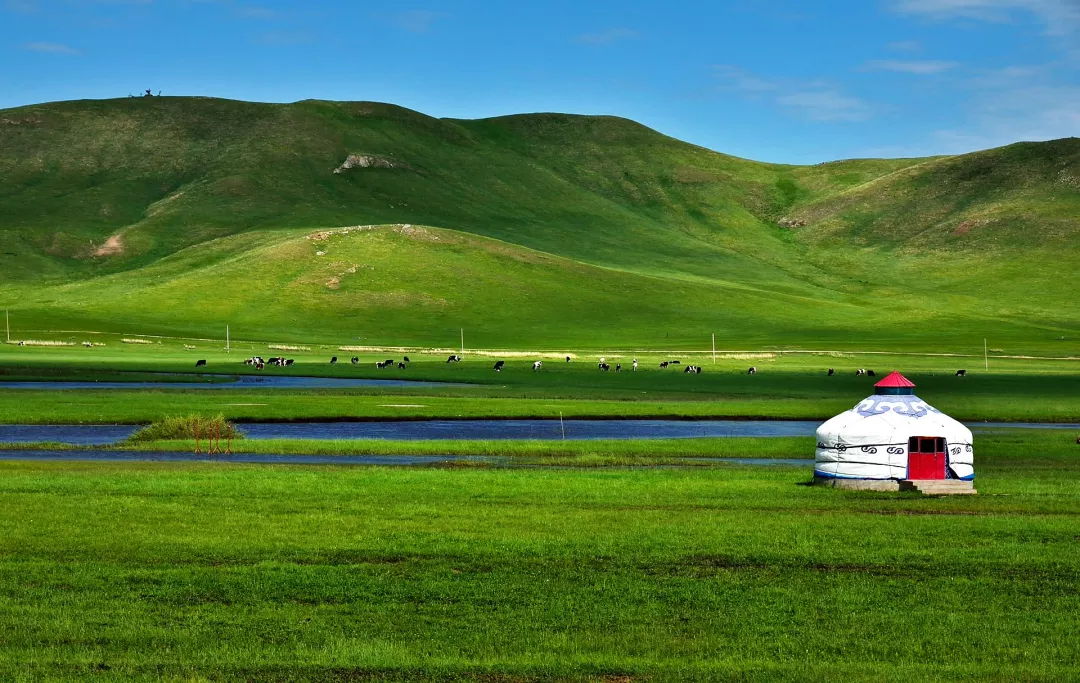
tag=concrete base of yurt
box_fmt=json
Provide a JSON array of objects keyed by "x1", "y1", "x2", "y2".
[
  {"x1": 813, "y1": 477, "x2": 977, "y2": 495},
  {"x1": 898, "y1": 479, "x2": 977, "y2": 495},
  {"x1": 812, "y1": 477, "x2": 900, "y2": 491}
]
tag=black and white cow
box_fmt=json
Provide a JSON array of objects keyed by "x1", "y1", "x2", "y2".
[
  {"x1": 566, "y1": 356, "x2": 571, "y2": 363},
  {"x1": 398, "y1": 362, "x2": 406, "y2": 369},
  {"x1": 615, "y1": 364, "x2": 621, "y2": 372},
  {"x1": 493, "y1": 360, "x2": 505, "y2": 371},
  {"x1": 956, "y1": 369, "x2": 967, "y2": 377},
  {"x1": 330, "y1": 356, "x2": 338, "y2": 364},
  {"x1": 284, "y1": 359, "x2": 294, "y2": 366},
  {"x1": 403, "y1": 356, "x2": 411, "y2": 363},
  {"x1": 747, "y1": 366, "x2": 757, "y2": 375},
  {"x1": 351, "y1": 357, "x2": 359, "y2": 365},
  {"x1": 447, "y1": 355, "x2": 461, "y2": 363},
  {"x1": 660, "y1": 361, "x2": 670, "y2": 369},
  {"x1": 867, "y1": 370, "x2": 876, "y2": 377},
  {"x1": 195, "y1": 359, "x2": 206, "y2": 367},
  {"x1": 532, "y1": 360, "x2": 543, "y2": 371},
  {"x1": 827, "y1": 368, "x2": 835, "y2": 376},
  {"x1": 855, "y1": 368, "x2": 867, "y2": 376},
  {"x1": 598, "y1": 362, "x2": 610, "y2": 371}
]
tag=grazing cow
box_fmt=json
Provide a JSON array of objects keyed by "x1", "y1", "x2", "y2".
[
  {"x1": 351, "y1": 357, "x2": 359, "y2": 365},
  {"x1": 17, "y1": 341, "x2": 24, "y2": 346},
  {"x1": 447, "y1": 354, "x2": 461, "y2": 363},
  {"x1": 195, "y1": 359, "x2": 207, "y2": 367},
  {"x1": 670, "y1": 360, "x2": 680, "y2": 365},
  {"x1": 828, "y1": 368, "x2": 835, "y2": 376},
  {"x1": 867, "y1": 370, "x2": 876, "y2": 377},
  {"x1": 376, "y1": 361, "x2": 389, "y2": 369},
  {"x1": 383, "y1": 359, "x2": 394, "y2": 366},
  {"x1": 403, "y1": 356, "x2": 410, "y2": 362},
  {"x1": 82, "y1": 341, "x2": 93, "y2": 348},
  {"x1": 632, "y1": 359, "x2": 638, "y2": 372},
  {"x1": 684, "y1": 365, "x2": 693, "y2": 373},
  {"x1": 747, "y1": 366, "x2": 757, "y2": 375},
  {"x1": 398, "y1": 362, "x2": 406, "y2": 370},
  {"x1": 493, "y1": 360, "x2": 505, "y2": 372},
  {"x1": 694, "y1": 365, "x2": 702, "y2": 374},
  {"x1": 532, "y1": 360, "x2": 543, "y2": 371},
  {"x1": 956, "y1": 369, "x2": 967, "y2": 377},
  {"x1": 855, "y1": 368, "x2": 866, "y2": 376},
  {"x1": 660, "y1": 361, "x2": 670, "y2": 369},
  {"x1": 599, "y1": 363, "x2": 610, "y2": 372},
  {"x1": 285, "y1": 359, "x2": 294, "y2": 366},
  {"x1": 566, "y1": 356, "x2": 571, "y2": 363},
  {"x1": 615, "y1": 364, "x2": 621, "y2": 372},
  {"x1": 255, "y1": 362, "x2": 265, "y2": 370}
]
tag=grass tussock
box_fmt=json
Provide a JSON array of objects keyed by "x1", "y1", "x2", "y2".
[{"x1": 127, "y1": 414, "x2": 243, "y2": 443}]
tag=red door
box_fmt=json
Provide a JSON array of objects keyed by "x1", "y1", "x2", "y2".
[{"x1": 908, "y1": 437, "x2": 946, "y2": 479}]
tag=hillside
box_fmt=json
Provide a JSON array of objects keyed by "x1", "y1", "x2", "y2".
[{"x1": 0, "y1": 96, "x2": 1077, "y2": 349}]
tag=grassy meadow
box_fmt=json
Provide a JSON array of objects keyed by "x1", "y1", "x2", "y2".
[
  {"x1": 0, "y1": 430, "x2": 1077, "y2": 681},
  {"x1": 1, "y1": 340, "x2": 1077, "y2": 424}
]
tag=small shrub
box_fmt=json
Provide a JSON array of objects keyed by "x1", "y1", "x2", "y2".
[{"x1": 127, "y1": 415, "x2": 244, "y2": 443}]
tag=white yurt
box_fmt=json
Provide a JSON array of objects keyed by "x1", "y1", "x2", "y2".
[{"x1": 814, "y1": 371, "x2": 974, "y2": 488}]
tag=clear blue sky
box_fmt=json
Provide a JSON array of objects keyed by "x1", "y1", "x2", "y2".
[{"x1": 2, "y1": 0, "x2": 1078, "y2": 163}]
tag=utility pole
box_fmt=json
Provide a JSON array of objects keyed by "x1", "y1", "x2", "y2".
[
  {"x1": 984, "y1": 338, "x2": 988, "y2": 371},
  {"x1": 712, "y1": 333, "x2": 716, "y2": 364}
]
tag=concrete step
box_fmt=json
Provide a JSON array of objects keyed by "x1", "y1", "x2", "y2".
[{"x1": 899, "y1": 479, "x2": 977, "y2": 495}]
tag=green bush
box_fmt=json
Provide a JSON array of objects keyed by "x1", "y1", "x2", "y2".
[{"x1": 127, "y1": 414, "x2": 243, "y2": 443}]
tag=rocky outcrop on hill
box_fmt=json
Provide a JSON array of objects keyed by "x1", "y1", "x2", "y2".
[{"x1": 333, "y1": 154, "x2": 411, "y2": 174}]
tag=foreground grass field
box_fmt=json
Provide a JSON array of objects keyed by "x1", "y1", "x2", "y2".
[{"x1": 0, "y1": 432, "x2": 1077, "y2": 681}]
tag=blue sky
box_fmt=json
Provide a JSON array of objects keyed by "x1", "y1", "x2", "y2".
[{"x1": 2, "y1": 0, "x2": 1079, "y2": 163}]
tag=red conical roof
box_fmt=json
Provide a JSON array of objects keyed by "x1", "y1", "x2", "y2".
[{"x1": 874, "y1": 371, "x2": 915, "y2": 388}]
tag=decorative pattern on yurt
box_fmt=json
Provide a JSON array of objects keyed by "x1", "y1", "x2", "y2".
[{"x1": 815, "y1": 371, "x2": 974, "y2": 482}]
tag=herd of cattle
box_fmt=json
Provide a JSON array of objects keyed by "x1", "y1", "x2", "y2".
[{"x1": 191, "y1": 355, "x2": 968, "y2": 378}]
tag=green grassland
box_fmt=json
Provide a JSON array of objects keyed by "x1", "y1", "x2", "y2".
[
  {"x1": 1, "y1": 343, "x2": 1078, "y2": 423},
  {"x1": 0, "y1": 431, "x2": 1077, "y2": 681},
  {"x1": 1, "y1": 97, "x2": 1078, "y2": 349}
]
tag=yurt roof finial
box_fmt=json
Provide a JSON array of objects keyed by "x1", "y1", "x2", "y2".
[{"x1": 874, "y1": 371, "x2": 915, "y2": 395}]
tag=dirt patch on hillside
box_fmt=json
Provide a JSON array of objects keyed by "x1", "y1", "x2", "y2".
[
  {"x1": 673, "y1": 166, "x2": 718, "y2": 183},
  {"x1": 93, "y1": 234, "x2": 125, "y2": 257},
  {"x1": 952, "y1": 219, "x2": 989, "y2": 236}
]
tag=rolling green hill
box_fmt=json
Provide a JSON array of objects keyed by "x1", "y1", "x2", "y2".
[{"x1": 0, "y1": 96, "x2": 1077, "y2": 350}]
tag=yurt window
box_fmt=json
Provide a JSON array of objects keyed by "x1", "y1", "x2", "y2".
[{"x1": 908, "y1": 437, "x2": 945, "y2": 453}]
